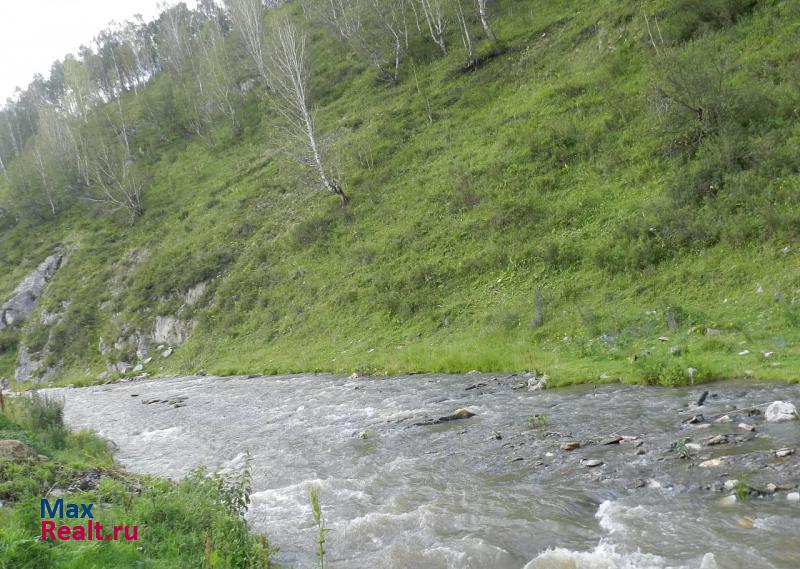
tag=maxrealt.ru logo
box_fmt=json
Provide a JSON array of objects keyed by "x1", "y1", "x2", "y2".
[{"x1": 40, "y1": 499, "x2": 139, "y2": 541}]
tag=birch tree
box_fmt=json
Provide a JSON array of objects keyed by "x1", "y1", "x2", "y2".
[
  {"x1": 455, "y1": 0, "x2": 475, "y2": 66},
  {"x1": 475, "y1": 0, "x2": 497, "y2": 51},
  {"x1": 225, "y1": 0, "x2": 271, "y2": 88},
  {"x1": 418, "y1": 0, "x2": 447, "y2": 54},
  {"x1": 362, "y1": 0, "x2": 408, "y2": 82},
  {"x1": 80, "y1": 110, "x2": 144, "y2": 220},
  {"x1": 268, "y1": 18, "x2": 348, "y2": 204}
]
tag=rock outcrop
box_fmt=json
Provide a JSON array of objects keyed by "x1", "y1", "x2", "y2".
[
  {"x1": 153, "y1": 315, "x2": 194, "y2": 346},
  {"x1": 0, "y1": 253, "x2": 62, "y2": 329}
]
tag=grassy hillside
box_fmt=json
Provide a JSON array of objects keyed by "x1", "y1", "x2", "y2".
[{"x1": 1, "y1": 0, "x2": 799, "y2": 387}]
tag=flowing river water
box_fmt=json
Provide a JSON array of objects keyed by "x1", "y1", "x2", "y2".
[{"x1": 56, "y1": 374, "x2": 800, "y2": 569}]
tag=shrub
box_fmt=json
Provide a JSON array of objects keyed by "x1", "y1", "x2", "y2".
[
  {"x1": 17, "y1": 391, "x2": 67, "y2": 449},
  {"x1": 665, "y1": 0, "x2": 758, "y2": 42}
]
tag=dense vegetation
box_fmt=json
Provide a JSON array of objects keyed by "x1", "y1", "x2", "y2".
[
  {"x1": 0, "y1": 392, "x2": 275, "y2": 568},
  {"x1": 1, "y1": 0, "x2": 799, "y2": 387}
]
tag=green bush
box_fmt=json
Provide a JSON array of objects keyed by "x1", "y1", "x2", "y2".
[{"x1": 17, "y1": 391, "x2": 68, "y2": 449}]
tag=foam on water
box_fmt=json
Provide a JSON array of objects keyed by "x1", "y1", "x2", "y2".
[
  {"x1": 523, "y1": 500, "x2": 720, "y2": 569},
  {"x1": 523, "y1": 541, "x2": 717, "y2": 569}
]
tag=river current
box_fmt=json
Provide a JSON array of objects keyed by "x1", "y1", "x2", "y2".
[{"x1": 57, "y1": 374, "x2": 800, "y2": 568}]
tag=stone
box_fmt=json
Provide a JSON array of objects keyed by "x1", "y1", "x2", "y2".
[
  {"x1": 764, "y1": 483, "x2": 777, "y2": 494},
  {"x1": 657, "y1": 336, "x2": 668, "y2": 342},
  {"x1": 0, "y1": 253, "x2": 62, "y2": 329},
  {"x1": 110, "y1": 362, "x2": 131, "y2": 373},
  {"x1": 775, "y1": 448, "x2": 795, "y2": 458},
  {"x1": 737, "y1": 423, "x2": 755, "y2": 432},
  {"x1": 715, "y1": 415, "x2": 733, "y2": 424},
  {"x1": 450, "y1": 408, "x2": 475, "y2": 419},
  {"x1": 185, "y1": 282, "x2": 208, "y2": 306},
  {"x1": 14, "y1": 344, "x2": 43, "y2": 382},
  {"x1": 737, "y1": 350, "x2": 750, "y2": 356},
  {"x1": 705, "y1": 328, "x2": 721, "y2": 336},
  {"x1": 132, "y1": 364, "x2": 144, "y2": 372},
  {"x1": 601, "y1": 436, "x2": 623, "y2": 445},
  {"x1": 684, "y1": 414, "x2": 704, "y2": 424},
  {"x1": 69, "y1": 469, "x2": 102, "y2": 492},
  {"x1": 582, "y1": 459, "x2": 603, "y2": 467},
  {"x1": 0, "y1": 439, "x2": 36, "y2": 461},
  {"x1": 706, "y1": 435, "x2": 728, "y2": 446},
  {"x1": 153, "y1": 316, "x2": 195, "y2": 346},
  {"x1": 560, "y1": 442, "x2": 580, "y2": 451},
  {"x1": 685, "y1": 443, "x2": 702, "y2": 452},
  {"x1": 765, "y1": 401, "x2": 798, "y2": 422},
  {"x1": 736, "y1": 517, "x2": 754, "y2": 529},
  {"x1": 718, "y1": 495, "x2": 737, "y2": 507},
  {"x1": 723, "y1": 479, "x2": 739, "y2": 491},
  {"x1": 787, "y1": 492, "x2": 800, "y2": 502},
  {"x1": 414, "y1": 408, "x2": 476, "y2": 426},
  {"x1": 527, "y1": 375, "x2": 548, "y2": 391},
  {"x1": 699, "y1": 458, "x2": 724, "y2": 468},
  {"x1": 669, "y1": 346, "x2": 681, "y2": 355},
  {"x1": 162, "y1": 348, "x2": 173, "y2": 358}
]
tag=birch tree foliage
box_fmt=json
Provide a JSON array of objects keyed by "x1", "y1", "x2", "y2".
[
  {"x1": 225, "y1": 0, "x2": 271, "y2": 88},
  {"x1": 78, "y1": 105, "x2": 145, "y2": 220}
]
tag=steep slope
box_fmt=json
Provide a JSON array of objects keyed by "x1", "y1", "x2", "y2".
[{"x1": 1, "y1": 0, "x2": 799, "y2": 386}]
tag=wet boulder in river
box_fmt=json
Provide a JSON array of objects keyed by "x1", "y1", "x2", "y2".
[
  {"x1": 414, "y1": 408, "x2": 476, "y2": 426},
  {"x1": 765, "y1": 401, "x2": 798, "y2": 422}
]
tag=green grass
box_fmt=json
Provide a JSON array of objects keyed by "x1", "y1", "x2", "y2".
[
  {"x1": 0, "y1": 0, "x2": 799, "y2": 388},
  {"x1": 0, "y1": 394, "x2": 276, "y2": 568}
]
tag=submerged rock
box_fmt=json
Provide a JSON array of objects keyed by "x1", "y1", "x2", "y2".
[
  {"x1": 765, "y1": 401, "x2": 798, "y2": 422},
  {"x1": 414, "y1": 408, "x2": 476, "y2": 426},
  {"x1": 581, "y1": 459, "x2": 603, "y2": 467}
]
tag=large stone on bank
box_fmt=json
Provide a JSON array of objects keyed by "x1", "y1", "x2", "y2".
[
  {"x1": 765, "y1": 401, "x2": 798, "y2": 422},
  {"x1": 0, "y1": 253, "x2": 62, "y2": 329},
  {"x1": 0, "y1": 439, "x2": 37, "y2": 461}
]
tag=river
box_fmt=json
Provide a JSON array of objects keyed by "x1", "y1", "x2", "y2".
[{"x1": 57, "y1": 374, "x2": 800, "y2": 568}]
